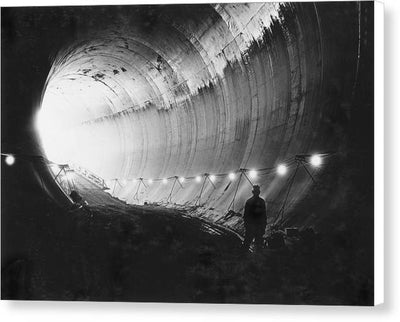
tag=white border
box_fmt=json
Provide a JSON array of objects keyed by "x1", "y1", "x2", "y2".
[
  {"x1": 0, "y1": 0, "x2": 393, "y2": 320},
  {"x1": 375, "y1": 0, "x2": 384, "y2": 306}
]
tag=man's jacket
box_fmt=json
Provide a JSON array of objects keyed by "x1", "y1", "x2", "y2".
[{"x1": 243, "y1": 196, "x2": 267, "y2": 224}]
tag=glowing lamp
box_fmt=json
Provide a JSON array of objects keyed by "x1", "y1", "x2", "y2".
[
  {"x1": 162, "y1": 178, "x2": 168, "y2": 184},
  {"x1": 5, "y1": 155, "x2": 15, "y2": 166},
  {"x1": 179, "y1": 177, "x2": 185, "y2": 183},
  {"x1": 310, "y1": 154, "x2": 322, "y2": 167},
  {"x1": 228, "y1": 172, "x2": 235, "y2": 180},
  {"x1": 249, "y1": 170, "x2": 257, "y2": 179},
  {"x1": 148, "y1": 179, "x2": 153, "y2": 185},
  {"x1": 209, "y1": 175, "x2": 216, "y2": 182},
  {"x1": 195, "y1": 176, "x2": 202, "y2": 183},
  {"x1": 277, "y1": 164, "x2": 287, "y2": 176}
]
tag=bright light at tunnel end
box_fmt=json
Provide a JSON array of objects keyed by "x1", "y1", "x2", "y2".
[
  {"x1": 36, "y1": 79, "x2": 111, "y2": 170},
  {"x1": 35, "y1": 100, "x2": 73, "y2": 165}
]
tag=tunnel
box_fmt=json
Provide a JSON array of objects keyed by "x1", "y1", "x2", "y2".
[{"x1": 2, "y1": 2, "x2": 374, "y2": 304}]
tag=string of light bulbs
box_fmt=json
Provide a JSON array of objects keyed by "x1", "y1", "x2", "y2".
[
  {"x1": 2, "y1": 151, "x2": 331, "y2": 186},
  {"x1": 106, "y1": 153, "x2": 329, "y2": 188}
]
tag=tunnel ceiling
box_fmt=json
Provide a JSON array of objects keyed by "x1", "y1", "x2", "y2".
[{"x1": 35, "y1": 2, "x2": 362, "y2": 217}]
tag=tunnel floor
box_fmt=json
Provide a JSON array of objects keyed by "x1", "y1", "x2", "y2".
[{"x1": 2, "y1": 171, "x2": 369, "y2": 304}]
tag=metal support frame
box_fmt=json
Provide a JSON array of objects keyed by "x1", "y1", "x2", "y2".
[
  {"x1": 111, "y1": 178, "x2": 119, "y2": 196},
  {"x1": 274, "y1": 156, "x2": 318, "y2": 227},
  {"x1": 167, "y1": 176, "x2": 183, "y2": 203},
  {"x1": 54, "y1": 165, "x2": 66, "y2": 181},
  {"x1": 133, "y1": 178, "x2": 147, "y2": 203},
  {"x1": 225, "y1": 168, "x2": 256, "y2": 213},
  {"x1": 275, "y1": 162, "x2": 300, "y2": 225},
  {"x1": 193, "y1": 174, "x2": 209, "y2": 206},
  {"x1": 300, "y1": 161, "x2": 316, "y2": 183},
  {"x1": 240, "y1": 168, "x2": 255, "y2": 187},
  {"x1": 227, "y1": 172, "x2": 243, "y2": 212},
  {"x1": 66, "y1": 168, "x2": 76, "y2": 192}
]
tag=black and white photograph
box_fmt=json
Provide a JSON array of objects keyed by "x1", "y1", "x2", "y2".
[{"x1": 1, "y1": 1, "x2": 377, "y2": 306}]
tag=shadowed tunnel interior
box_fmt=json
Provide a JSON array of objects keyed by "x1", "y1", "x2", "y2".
[{"x1": 2, "y1": 2, "x2": 374, "y2": 303}]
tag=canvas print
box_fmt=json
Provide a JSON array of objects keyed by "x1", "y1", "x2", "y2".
[{"x1": 1, "y1": 1, "x2": 375, "y2": 305}]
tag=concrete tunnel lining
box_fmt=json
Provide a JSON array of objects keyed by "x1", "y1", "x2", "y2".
[{"x1": 34, "y1": 2, "x2": 363, "y2": 230}]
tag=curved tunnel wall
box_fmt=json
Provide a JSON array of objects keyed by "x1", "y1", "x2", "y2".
[{"x1": 35, "y1": 3, "x2": 366, "y2": 231}]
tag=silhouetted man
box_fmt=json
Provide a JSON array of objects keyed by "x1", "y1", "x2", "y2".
[{"x1": 243, "y1": 185, "x2": 267, "y2": 252}]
